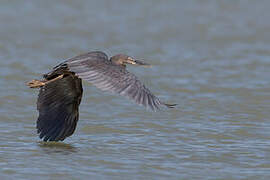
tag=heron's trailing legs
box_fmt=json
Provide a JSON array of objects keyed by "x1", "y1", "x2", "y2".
[{"x1": 27, "y1": 74, "x2": 64, "y2": 88}]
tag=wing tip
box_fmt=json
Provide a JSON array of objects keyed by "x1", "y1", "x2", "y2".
[{"x1": 163, "y1": 103, "x2": 177, "y2": 109}]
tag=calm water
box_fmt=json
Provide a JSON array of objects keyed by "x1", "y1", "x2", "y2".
[{"x1": 1, "y1": 0, "x2": 270, "y2": 179}]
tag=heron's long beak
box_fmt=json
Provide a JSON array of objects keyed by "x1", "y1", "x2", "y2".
[
  {"x1": 126, "y1": 57, "x2": 151, "y2": 67},
  {"x1": 134, "y1": 60, "x2": 151, "y2": 67}
]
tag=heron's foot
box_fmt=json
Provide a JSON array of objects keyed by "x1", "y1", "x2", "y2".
[
  {"x1": 27, "y1": 79, "x2": 46, "y2": 88},
  {"x1": 27, "y1": 74, "x2": 64, "y2": 88}
]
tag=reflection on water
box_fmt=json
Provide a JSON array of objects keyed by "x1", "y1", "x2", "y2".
[
  {"x1": 37, "y1": 142, "x2": 78, "y2": 155},
  {"x1": 1, "y1": 0, "x2": 270, "y2": 179}
]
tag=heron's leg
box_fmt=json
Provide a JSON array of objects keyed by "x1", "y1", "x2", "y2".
[{"x1": 27, "y1": 74, "x2": 64, "y2": 88}]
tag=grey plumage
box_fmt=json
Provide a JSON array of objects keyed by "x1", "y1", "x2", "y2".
[
  {"x1": 31, "y1": 51, "x2": 176, "y2": 142},
  {"x1": 63, "y1": 51, "x2": 164, "y2": 111}
]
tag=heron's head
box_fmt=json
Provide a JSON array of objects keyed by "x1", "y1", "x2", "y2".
[{"x1": 110, "y1": 54, "x2": 150, "y2": 68}]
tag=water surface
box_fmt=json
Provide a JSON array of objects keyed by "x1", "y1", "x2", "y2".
[{"x1": 1, "y1": 0, "x2": 270, "y2": 179}]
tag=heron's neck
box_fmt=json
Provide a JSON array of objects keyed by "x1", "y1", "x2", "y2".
[{"x1": 111, "y1": 60, "x2": 126, "y2": 68}]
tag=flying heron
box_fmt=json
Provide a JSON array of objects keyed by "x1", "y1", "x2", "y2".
[{"x1": 27, "y1": 51, "x2": 176, "y2": 142}]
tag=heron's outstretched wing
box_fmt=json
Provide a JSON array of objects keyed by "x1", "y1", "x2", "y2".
[
  {"x1": 37, "y1": 75, "x2": 83, "y2": 142},
  {"x1": 58, "y1": 51, "x2": 175, "y2": 111}
]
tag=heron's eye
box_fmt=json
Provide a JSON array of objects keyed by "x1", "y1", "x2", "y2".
[{"x1": 127, "y1": 56, "x2": 133, "y2": 61}]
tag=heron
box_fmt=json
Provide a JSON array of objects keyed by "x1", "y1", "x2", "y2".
[{"x1": 27, "y1": 51, "x2": 176, "y2": 142}]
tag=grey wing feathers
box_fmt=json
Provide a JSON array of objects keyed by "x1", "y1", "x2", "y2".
[{"x1": 65, "y1": 52, "x2": 169, "y2": 111}]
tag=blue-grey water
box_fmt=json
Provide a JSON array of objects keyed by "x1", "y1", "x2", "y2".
[{"x1": 1, "y1": 0, "x2": 270, "y2": 179}]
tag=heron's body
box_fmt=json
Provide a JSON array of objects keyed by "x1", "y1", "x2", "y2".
[{"x1": 27, "y1": 51, "x2": 176, "y2": 141}]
